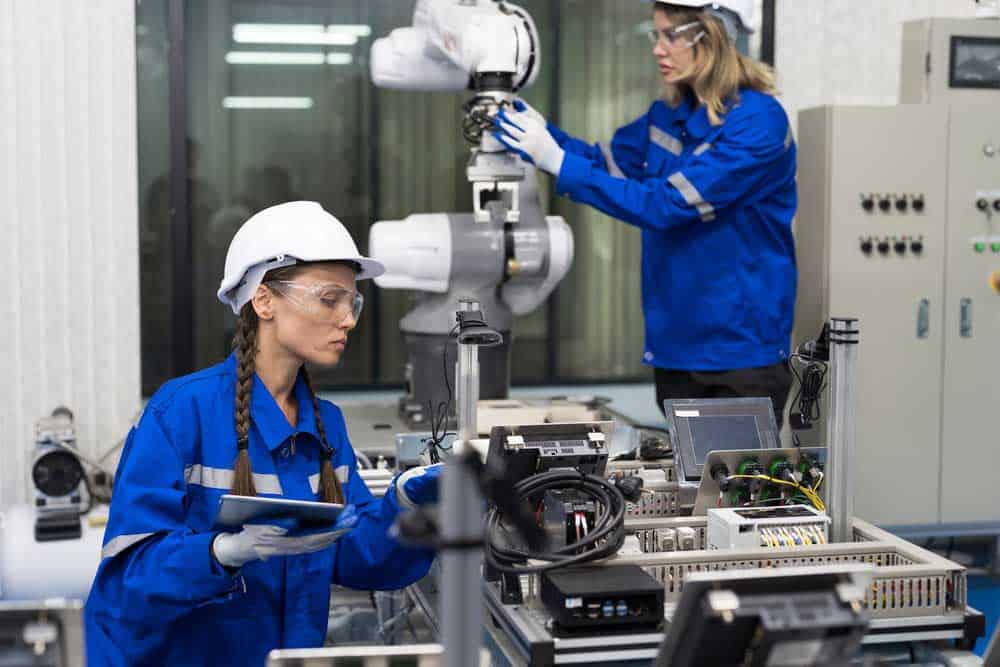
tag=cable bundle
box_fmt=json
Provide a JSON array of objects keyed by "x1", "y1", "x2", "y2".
[{"x1": 485, "y1": 469, "x2": 626, "y2": 575}]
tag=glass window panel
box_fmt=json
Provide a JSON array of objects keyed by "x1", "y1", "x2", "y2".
[
  {"x1": 137, "y1": 0, "x2": 773, "y2": 392},
  {"x1": 136, "y1": 0, "x2": 173, "y2": 395}
]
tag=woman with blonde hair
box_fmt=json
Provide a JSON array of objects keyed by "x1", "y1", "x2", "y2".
[
  {"x1": 85, "y1": 201, "x2": 441, "y2": 665},
  {"x1": 495, "y1": 1, "x2": 797, "y2": 426}
]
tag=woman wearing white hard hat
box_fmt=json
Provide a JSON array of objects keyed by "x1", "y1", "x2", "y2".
[
  {"x1": 494, "y1": 1, "x2": 797, "y2": 427},
  {"x1": 85, "y1": 201, "x2": 441, "y2": 666}
]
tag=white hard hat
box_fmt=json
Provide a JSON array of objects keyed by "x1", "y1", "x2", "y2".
[
  {"x1": 651, "y1": 1, "x2": 755, "y2": 39},
  {"x1": 217, "y1": 200, "x2": 385, "y2": 315}
]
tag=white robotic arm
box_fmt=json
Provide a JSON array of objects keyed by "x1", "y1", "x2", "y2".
[
  {"x1": 370, "y1": 212, "x2": 573, "y2": 316},
  {"x1": 371, "y1": 0, "x2": 540, "y2": 92},
  {"x1": 367, "y1": 1, "x2": 570, "y2": 423}
]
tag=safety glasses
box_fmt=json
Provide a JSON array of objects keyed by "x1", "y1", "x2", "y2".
[
  {"x1": 266, "y1": 281, "x2": 363, "y2": 322},
  {"x1": 647, "y1": 21, "x2": 706, "y2": 50}
]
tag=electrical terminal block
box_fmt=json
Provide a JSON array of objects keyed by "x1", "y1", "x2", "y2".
[
  {"x1": 625, "y1": 491, "x2": 679, "y2": 518},
  {"x1": 707, "y1": 505, "x2": 830, "y2": 551}
]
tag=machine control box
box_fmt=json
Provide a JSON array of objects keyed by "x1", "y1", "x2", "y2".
[
  {"x1": 540, "y1": 564, "x2": 665, "y2": 632},
  {"x1": 486, "y1": 421, "x2": 613, "y2": 482},
  {"x1": 707, "y1": 505, "x2": 830, "y2": 550}
]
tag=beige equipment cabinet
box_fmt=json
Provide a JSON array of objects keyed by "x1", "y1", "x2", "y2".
[
  {"x1": 939, "y1": 101, "x2": 1000, "y2": 523},
  {"x1": 795, "y1": 105, "x2": 950, "y2": 527},
  {"x1": 900, "y1": 18, "x2": 1000, "y2": 104},
  {"x1": 795, "y1": 17, "x2": 1000, "y2": 530},
  {"x1": 797, "y1": 103, "x2": 1000, "y2": 528}
]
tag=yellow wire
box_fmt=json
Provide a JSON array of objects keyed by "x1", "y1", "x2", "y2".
[{"x1": 727, "y1": 474, "x2": 827, "y2": 512}]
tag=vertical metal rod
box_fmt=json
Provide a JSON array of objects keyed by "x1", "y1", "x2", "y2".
[
  {"x1": 457, "y1": 343, "x2": 479, "y2": 443},
  {"x1": 825, "y1": 317, "x2": 859, "y2": 543},
  {"x1": 167, "y1": 0, "x2": 192, "y2": 377},
  {"x1": 761, "y1": 0, "x2": 777, "y2": 66},
  {"x1": 545, "y1": 0, "x2": 563, "y2": 382},
  {"x1": 442, "y1": 300, "x2": 483, "y2": 667}
]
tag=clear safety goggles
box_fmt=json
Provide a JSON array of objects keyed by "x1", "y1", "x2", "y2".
[
  {"x1": 266, "y1": 280, "x2": 364, "y2": 322},
  {"x1": 647, "y1": 21, "x2": 706, "y2": 50}
]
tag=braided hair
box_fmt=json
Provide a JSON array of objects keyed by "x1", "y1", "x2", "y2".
[
  {"x1": 229, "y1": 263, "x2": 347, "y2": 504},
  {"x1": 231, "y1": 303, "x2": 259, "y2": 496}
]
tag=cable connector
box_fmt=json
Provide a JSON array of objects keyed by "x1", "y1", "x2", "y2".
[{"x1": 614, "y1": 475, "x2": 644, "y2": 503}]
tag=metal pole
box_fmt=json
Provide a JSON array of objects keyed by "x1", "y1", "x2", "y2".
[
  {"x1": 441, "y1": 300, "x2": 484, "y2": 667},
  {"x1": 167, "y1": 0, "x2": 193, "y2": 378},
  {"x1": 825, "y1": 317, "x2": 859, "y2": 543}
]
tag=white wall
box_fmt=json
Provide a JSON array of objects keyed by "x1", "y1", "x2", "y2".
[
  {"x1": 0, "y1": 0, "x2": 141, "y2": 506},
  {"x1": 775, "y1": 0, "x2": 979, "y2": 130}
]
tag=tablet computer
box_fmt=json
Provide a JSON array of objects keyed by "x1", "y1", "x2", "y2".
[{"x1": 213, "y1": 494, "x2": 345, "y2": 530}]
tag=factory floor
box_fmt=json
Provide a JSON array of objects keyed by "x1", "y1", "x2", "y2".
[{"x1": 324, "y1": 381, "x2": 1000, "y2": 656}]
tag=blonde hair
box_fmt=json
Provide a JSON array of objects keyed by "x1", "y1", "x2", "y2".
[{"x1": 656, "y1": 4, "x2": 776, "y2": 126}]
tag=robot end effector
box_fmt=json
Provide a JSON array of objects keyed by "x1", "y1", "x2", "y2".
[{"x1": 371, "y1": 1, "x2": 543, "y2": 226}]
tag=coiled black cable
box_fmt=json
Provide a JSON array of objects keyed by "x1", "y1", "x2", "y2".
[
  {"x1": 789, "y1": 353, "x2": 827, "y2": 430},
  {"x1": 485, "y1": 469, "x2": 626, "y2": 575}
]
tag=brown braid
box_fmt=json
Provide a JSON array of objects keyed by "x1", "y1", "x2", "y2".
[
  {"x1": 300, "y1": 366, "x2": 345, "y2": 504},
  {"x1": 231, "y1": 303, "x2": 259, "y2": 496}
]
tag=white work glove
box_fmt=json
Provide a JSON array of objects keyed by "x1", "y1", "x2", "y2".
[
  {"x1": 493, "y1": 107, "x2": 565, "y2": 176},
  {"x1": 212, "y1": 506, "x2": 359, "y2": 569},
  {"x1": 511, "y1": 98, "x2": 545, "y2": 126}
]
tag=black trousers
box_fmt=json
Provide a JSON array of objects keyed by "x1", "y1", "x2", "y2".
[{"x1": 654, "y1": 362, "x2": 793, "y2": 430}]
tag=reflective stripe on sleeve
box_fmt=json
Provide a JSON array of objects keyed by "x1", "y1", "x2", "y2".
[
  {"x1": 693, "y1": 142, "x2": 712, "y2": 156},
  {"x1": 102, "y1": 532, "x2": 156, "y2": 559},
  {"x1": 598, "y1": 141, "x2": 625, "y2": 178},
  {"x1": 668, "y1": 171, "x2": 716, "y2": 222},
  {"x1": 649, "y1": 126, "x2": 682, "y2": 156}
]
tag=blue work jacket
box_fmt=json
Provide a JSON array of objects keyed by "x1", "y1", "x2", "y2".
[
  {"x1": 85, "y1": 354, "x2": 433, "y2": 666},
  {"x1": 553, "y1": 88, "x2": 798, "y2": 370}
]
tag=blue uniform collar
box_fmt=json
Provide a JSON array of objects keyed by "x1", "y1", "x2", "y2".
[
  {"x1": 672, "y1": 91, "x2": 737, "y2": 141},
  {"x1": 223, "y1": 353, "x2": 321, "y2": 451},
  {"x1": 685, "y1": 106, "x2": 713, "y2": 141}
]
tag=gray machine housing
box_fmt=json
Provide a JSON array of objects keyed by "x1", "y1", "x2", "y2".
[{"x1": 398, "y1": 174, "x2": 560, "y2": 428}]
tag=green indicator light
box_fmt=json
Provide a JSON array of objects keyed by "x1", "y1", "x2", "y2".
[
  {"x1": 992, "y1": 243, "x2": 1000, "y2": 253},
  {"x1": 974, "y1": 242, "x2": 986, "y2": 253}
]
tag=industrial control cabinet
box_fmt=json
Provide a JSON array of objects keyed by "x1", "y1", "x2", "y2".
[
  {"x1": 795, "y1": 105, "x2": 949, "y2": 527},
  {"x1": 797, "y1": 104, "x2": 1000, "y2": 527},
  {"x1": 939, "y1": 102, "x2": 1000, "y2": 523},
  {"x1": 900, "y1": 18, "x2": 1000, "y2": 105}
]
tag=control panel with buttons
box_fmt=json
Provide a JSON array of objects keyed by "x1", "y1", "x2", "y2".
[
  {"x1": 974, "y1": 190, "x2": 1000, "y2": 215},
  {"x1": 859, "y1": 235, "x2": 926, "y2": 257},
  {"x1": 970, "y1": 236, "x2": 1000, "y2": 253},
  {"x1": 859, "y1": 193, "x2": 926, "y2": 215}
]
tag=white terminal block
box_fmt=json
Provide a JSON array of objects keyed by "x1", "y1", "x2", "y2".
[{"x1": 707, "y1": 505, "x2": 830, "y2": 551}]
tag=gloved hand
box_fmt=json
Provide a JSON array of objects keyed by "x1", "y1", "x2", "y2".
[
  {"x1": 511, "y1": 98, "x2": 545, "y2": 126},
  {"x1": 394, "y1": 464, "x2": 443, "y2": 510},
  {"x1": 493, "y1": 108, "x2": 565, "y2": 175},
  {"x1": 212, "y1": 504, "x2": 359, "y2": 569}
]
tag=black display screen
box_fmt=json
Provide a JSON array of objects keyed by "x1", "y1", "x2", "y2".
[
  {"x1": 950, "y1": 36, "x2": 1000, "y2": 89},
  {"x1": 689, "y1": 415, "x2": 761, "y2": 465}
]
